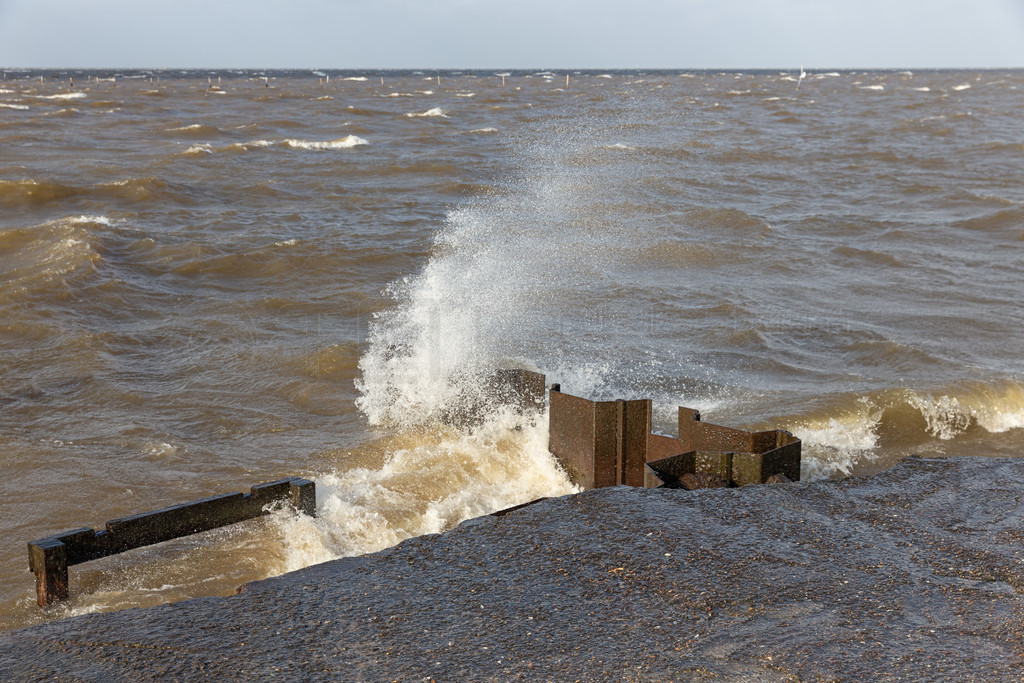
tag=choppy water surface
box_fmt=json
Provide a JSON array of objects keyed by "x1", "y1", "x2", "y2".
[{"x1": 2, "y1": 68, "x2": 1023, "y2": 631}]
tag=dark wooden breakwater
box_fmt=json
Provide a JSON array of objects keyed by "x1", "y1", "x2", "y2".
[
  {"x1": 26, "y1": 368, "x2": 799, "y2": 608},
  {"x1": 28, "y1": 477, "x2": 315, "y2": 606},
  {"x1": 503, "y1": 368, "x2": 801, "y2": 491}
]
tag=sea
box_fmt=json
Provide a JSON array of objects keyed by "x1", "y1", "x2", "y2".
[{"x1": 2, "y1": 68, "x2": 1023, "y2": 632}]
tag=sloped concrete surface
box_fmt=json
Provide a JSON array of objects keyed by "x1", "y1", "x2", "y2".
[{"x1": 2, "y1": 456, "x2": 1024, "y2": 681}]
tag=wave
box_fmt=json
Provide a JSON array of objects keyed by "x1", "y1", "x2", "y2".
[
  {"x1": 0, "y1": 177, "x2": 195, "y2": 208},
  {"x1": 283, "y1": 136, "x2": 368, "y2": 150},
  {"x1": 196, "y1": 136, "x2": 368, "y2": 154},
  {"x1": 955, "y1": 207, "x2": 1024, "y2": 233},
  {"x1": 268, "y1": 414, "x2": 575, "y2": 573},
  {"x1": 0, "y1": 215, "x2": 106, "y2": 299},
  {"x1": 467, "y1": 127, "x2": 498, "y2": 134},
  {"x1": 180, "y1": 144, "x2": 214, "y2": 156},
  {"x1": 780, "y1": 379, "x2": 1024, "y2": 479},
  {"x1": 406, "y1": 107, "x2": 448, "y2": 118},
  {"x1": 167, "y1": 123, "x2": 222, "y2": 136},
  {"x1": 34, "y1": 92, "x2": 87, "y2": 100},
  {"x1": 0, "y1": 103, "x2": 29, "y2": 110}
]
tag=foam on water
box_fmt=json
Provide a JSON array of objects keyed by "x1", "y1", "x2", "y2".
[
  {"x1": 283, "y1": 136, "x2": 368, "y2": 150},
  {"x1": 35, "y1": 92, "x2": 87, "y2": 100},
  {"x1": 407, "y1": 107, "x2": 448, "y2": 118},
  {"x1": 271, "y1": 411, "x2": 575, "y2": 571}
]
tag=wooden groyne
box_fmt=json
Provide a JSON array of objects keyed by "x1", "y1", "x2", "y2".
[
  {"x1": 27, "y1": 368, "x2": 798, "y2": 607},
  {"x1": 517, "y1": 369, "x2": 801, "y2": 490},
  {"x1": 28, "y1": 477, "x2": 315, "y2": 607}
]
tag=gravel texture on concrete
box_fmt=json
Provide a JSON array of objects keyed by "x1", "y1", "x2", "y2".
[{"x1": 2, "y1": 455, "x2": 1024, "y2": 681}]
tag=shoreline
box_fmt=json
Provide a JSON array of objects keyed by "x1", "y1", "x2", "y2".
[{"x1": 2, "y1": 455, "x2": 1023, "y2": 680}]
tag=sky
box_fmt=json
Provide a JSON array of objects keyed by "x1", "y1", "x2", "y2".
[{"x1": 0, "y1": 0, "x2": 1023, "y2": 69}]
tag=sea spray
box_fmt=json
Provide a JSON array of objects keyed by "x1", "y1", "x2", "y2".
[{"x1": 269, "y1": 409, "x2": 574, "y2": 573}]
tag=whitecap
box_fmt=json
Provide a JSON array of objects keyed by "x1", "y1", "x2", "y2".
[
  {"x1": 406, "y1": 107, "x2": 448, "y2": 118},
  {"x1": 36, "y1": 92, "x2": 87, "y2": 100},
  {"x1": 0, "y1": 103, "x2": 29, "y2": 110},
  {"x1": 267, "y1": 414, "x2": 576, "y2": 574},
  {"x1": 467, "y1": 127, "x2": 498, "y2": 134},
  {"x1": 860, "y1": 84, "x2": 885, "y2": 91},
  {"x1": 953, "y1": 83, "x2": 971, "y2": 91},
  {"x1": 181, "y1": 143, "x2": 214, "y2": 156},
  {"x1": 283, "y1": 135, "x2": 368, "y2": 150},
  {"x1": 344, "y1": 76, "x2": 368, "y2": 82}
]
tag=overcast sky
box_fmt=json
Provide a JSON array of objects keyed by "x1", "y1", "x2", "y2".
[{"x1": 1, "y1": 0, "x2": 1022, "y2": 69}]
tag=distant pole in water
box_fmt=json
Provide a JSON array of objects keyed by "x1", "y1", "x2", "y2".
[
  {"x1": 265, "y1": 76, "x2": 269, "y2": 88},
  {"x1": 380, "y1": 76, "x2": 384, "y2": 86},
  {"x1": 796, "y1": 65, "x2": 807, "y2": 90},
  {"x1": 326, "y1": 74, "x2": 330, "y2": 85},
  {"x1": 437, "y1": 74, "x2": 441, "y2": 88},
  {"x1": 502, "y1": 74, "x2": 506, "y2": 88},
  {"x1": 566, "y1": 74, "x2": 569, "y2": 89}
]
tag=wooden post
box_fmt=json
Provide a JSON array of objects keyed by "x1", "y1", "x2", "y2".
[{"x1": 29, "y1": 538, "x2": 69, "y2": 607}]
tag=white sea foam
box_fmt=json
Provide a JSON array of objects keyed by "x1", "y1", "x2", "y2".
[
  {"x1": 790, "y1": 399, "x2": 882, "y2": 479},
  {"x1": 344, "y1": 76, "x2": 368, "y2": 82},
  {"x1": 914, "y1": 87, "x2": 931, "y2": 92},
  {"x1": 0, "y1": 103, "x2": 29, "y2": 110},
  {"x1": 406, "y1": 107, "x2": 447, "y2": 118},
  {"x1": 907, "y1": 382, "x2": 1024, "y2": 438},
  {"x1": 907, "y1": 393, "x2": 972, "y2": 440},
  {"x1": 861, "y1": 85, "x2": 885, "y2": 91},
  {"x1": 68, "y1": 215, "x2": 113, "y2": 227},
  {"x1": 283, "y1": 135, "x2": 367, "y2": 150},
  {"x1": 182, "y1": 143, "x2": 214, "y2": 156},
  {"x1": 455, "y1": 92, "x2": 475, "y2": 98},
  {"x1": 269, "y1": 413, "x2": 576, "y2": 572},
  {"x1": 169, "y1": 123, "x2": 207, "y2": 132},
  {"x1": 36, "y1": 92, "x2": 87, "y2": 100},
  {"x1": 467, "y1": 127, "x2": 498, "y2": 134},
  {"x1": 953, "y1": 83, "x2": 972, "y2": 91}
]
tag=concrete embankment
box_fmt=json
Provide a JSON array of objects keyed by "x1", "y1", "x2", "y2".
[{"x1": 2, "y1": 456, "x2": 1024, "y2": 681}]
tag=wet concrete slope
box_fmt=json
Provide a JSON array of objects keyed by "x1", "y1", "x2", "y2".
[{"x1": 2, "y1": 456, "x2": 1024, "y2": 681}]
